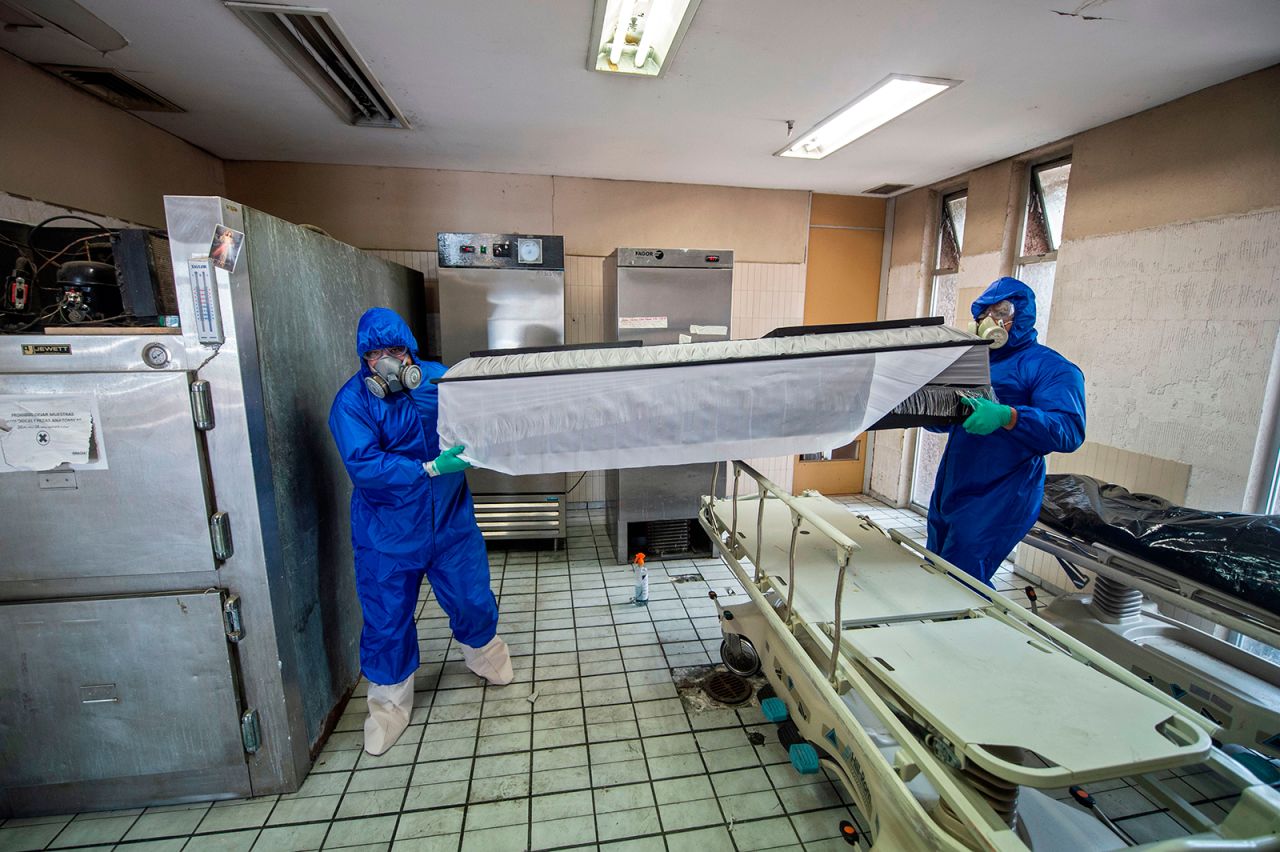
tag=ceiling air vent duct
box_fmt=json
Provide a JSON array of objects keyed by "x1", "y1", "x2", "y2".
[
  {"x1": 39, "y1": 65, "x2": 183, "y2": 112},
  {"x1": 225, "y1": 2, "x2": 409, "y2": 129},
  {"x1": 864, "y1": 183, "x2": 911, "y2": 196}
]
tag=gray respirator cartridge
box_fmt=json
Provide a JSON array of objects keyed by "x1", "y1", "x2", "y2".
[{"x1": 365, "y1": 356, "x2": 423, "y2": 399}]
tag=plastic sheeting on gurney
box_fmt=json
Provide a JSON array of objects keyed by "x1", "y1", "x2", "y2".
[
  {"x1": 436, "y1": 322, "x2": 991, "y2": 476},
  {"x1": 1041, "y1": 474, "x2": 1280, "y2": 617}
]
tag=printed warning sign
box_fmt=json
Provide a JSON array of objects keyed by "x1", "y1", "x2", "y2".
[
  {"x1": 619, "y1": 316, "x2": 668, "y2": 329},
  {"x1": 0, "y1": 394, "x2": 108, "y2": 472}
]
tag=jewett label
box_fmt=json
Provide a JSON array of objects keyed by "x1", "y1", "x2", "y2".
[{"x1": 21, "y1": 344, "x2": 72, "y2": 355}]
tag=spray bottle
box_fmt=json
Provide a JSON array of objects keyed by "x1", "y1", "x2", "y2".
[{"x1": 632, "y1": 552, "x2": 648, "y2": 606}]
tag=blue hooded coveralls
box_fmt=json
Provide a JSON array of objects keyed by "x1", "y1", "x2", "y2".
[
  {"x1": 927, "y1": 278, "x2": 1086, "y2": 585},
  {"x1": 328, "y1": 308, "x2": 498, "y2": 686}
]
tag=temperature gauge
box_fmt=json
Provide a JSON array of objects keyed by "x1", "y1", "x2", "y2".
[{"x1": 517, "y1": 238, "x2": 543, "y2": 265}]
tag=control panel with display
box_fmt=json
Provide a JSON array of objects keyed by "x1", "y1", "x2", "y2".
[{"x1": 436, "y1": 233, "x2": 565, "y2": 270}]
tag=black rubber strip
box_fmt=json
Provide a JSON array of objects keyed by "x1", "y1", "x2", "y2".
[
  {"x1": 764, "y1": 316, "x2": 946, "y2": 338},
  {"x1": 467, "y1": 340, "x2": 643, "y2": 358}
]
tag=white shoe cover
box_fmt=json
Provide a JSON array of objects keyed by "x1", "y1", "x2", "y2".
[
  {"x1": 363, "y1": 673, "x2": 414, "y2": 756},
  {"x1": 463, "y1": 636, "x2": 514, "y2": 685}
]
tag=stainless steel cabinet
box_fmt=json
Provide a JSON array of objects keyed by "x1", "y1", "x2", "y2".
[
  {"x1": 0, "y1": 197, "x2": 424, "y2": 816},
  {"x1": 0, "y1": 594, "x2": 247, "y2": 814},
  {"x1": 437, "y1": 232, "x2": 568, "y2": 540},
  {"x1": 603, "y1": 248, "x2": 733, "y2": 563}
]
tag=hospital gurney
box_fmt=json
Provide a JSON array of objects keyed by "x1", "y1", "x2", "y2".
[
  {"x1": 1021, "y1": 477, "x2": 1280, "y2": 763},
  {"x1": 700, "y1": 462, "x2": 1280, "y2": 851}
]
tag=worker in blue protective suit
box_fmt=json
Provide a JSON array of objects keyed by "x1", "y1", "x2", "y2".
[
  {"x1": 927, "y1": 277, "x2": 1086, "y2": 586},
  {"x1": 328, "y1": 307, "x2": 513, "y2": 756}
]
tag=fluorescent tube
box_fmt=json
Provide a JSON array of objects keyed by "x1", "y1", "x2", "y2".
[
  {"x1": 609, "y1": 0, "x2": 633, "y2": 67},
  {"x1": 778, "y1": 75, "x2": 959, "y2": 159},
  {"x1": 589, "y1": 0, "x2": 701, "y2": 78}
]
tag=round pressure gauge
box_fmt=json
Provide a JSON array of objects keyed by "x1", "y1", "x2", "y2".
[
  {"x1": 517, "y1": 238, "x2": 543, "y2": 264},
  {"x1": 142, "y1": 342, "x2": 170, "y2": 369}
]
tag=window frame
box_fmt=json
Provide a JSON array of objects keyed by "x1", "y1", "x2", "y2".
[
  {"x1": 1016, "y1": 155, "x2": 1072, "y2": 267},
  {"x1": 933, "y1": 188, "x2": 967, "y2": 276}
]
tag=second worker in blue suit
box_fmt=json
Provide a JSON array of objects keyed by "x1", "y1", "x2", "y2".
[
  {"x1": 927, "y1": 277, "x2": 1086, "y2": 585},
  {"x1": 329, "y1": 308, "x2": 512, "y2": 756}
]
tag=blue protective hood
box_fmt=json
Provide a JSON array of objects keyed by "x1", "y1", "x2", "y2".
[
  {"x1": 356, "y1": 307, "x2": 420, "y2": 374},
  {"x1": 972, "y1": 277, "x2": 1037, "y2": 357}
]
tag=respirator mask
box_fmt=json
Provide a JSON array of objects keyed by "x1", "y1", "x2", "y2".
[
  {"x1": 363, "y1": 347, "x2": 423, "y2": 399},
  {"x1": 966, "y1": 301, "x2": 1014, "y2": 349}
]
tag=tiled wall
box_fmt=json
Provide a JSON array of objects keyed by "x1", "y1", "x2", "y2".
[
  {"x1": 564, "y1": 256, "x2": 606, "y2": 346},
  {"x1": 368, "y1": 251, "x2": 806, "y2": 503},
  {"x1": 371, "y1": 249, "x2": 439, "y2": 281}
]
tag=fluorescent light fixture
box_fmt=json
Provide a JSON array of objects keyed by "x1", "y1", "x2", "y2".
[
  {"x1": 588, "y1": 0, "x2": 702, "y2": 78},
  {"x1": 778, "y1": 74, "x2": 959, "y2": 159}
]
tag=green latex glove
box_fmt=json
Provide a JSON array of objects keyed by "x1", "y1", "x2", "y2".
[
  {"x1": 961, "y1": 398, "x2": 1013, "y2": 435},
  {"x1": 425, "y1": 445, "x2": 471, "y2": 477}
]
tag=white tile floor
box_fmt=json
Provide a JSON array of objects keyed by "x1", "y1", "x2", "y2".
[{"x1": 0, "y1": 496, "x2": 1242, "y2": 851}]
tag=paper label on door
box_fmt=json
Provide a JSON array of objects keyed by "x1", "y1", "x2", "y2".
[
  {"x1": 619, "y1": 316, "x2": 668, "y2": 329},
  {"x1": 0, "y1": 394, "x2": 108, "y2": 472},
  {"x1": 678, "y1": 333, "x2": 693, "y2": 344},
  {"x1": 690, "y1": 324, "x2": 728, "y2": 336}
]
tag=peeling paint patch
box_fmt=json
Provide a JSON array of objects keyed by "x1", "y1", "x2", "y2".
[{"x1": 1052, "y1": 0, "x2": 1117, "y2": 20}]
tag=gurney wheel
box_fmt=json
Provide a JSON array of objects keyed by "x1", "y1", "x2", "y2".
[{"x1": 720, "y1": 636, "x2": 761, "y2": 677}]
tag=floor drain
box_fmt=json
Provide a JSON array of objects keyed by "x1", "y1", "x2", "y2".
[{"x1": 703, "y1": 671, "x2": 753, "y2": 705}]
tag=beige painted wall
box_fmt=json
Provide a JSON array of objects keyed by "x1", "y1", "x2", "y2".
[
  {"x1": 225, "y1": 162, "x2": 555, "y2": 247},
  {"x1": 550, "y1": 177, "x2": 809, "y2": 262},
  {"x1": 962, "y1": 160, "x2": 1019, "y2": 258},
  {"x1": 0, "y1": 52, "x2": 225, "y2": 227},
  {"x1": 1064, "y1": 65, "x2": 1280, "y2": 241},
  {"x1": 870, "y1": 66, "x2": 1280, "y2": 513},
  {"x1": 887, "y1": 188, "x2": 930, "y2": 273},
  {"x1": 227, "y1": 164, "x2": 810, "y2": 265}
]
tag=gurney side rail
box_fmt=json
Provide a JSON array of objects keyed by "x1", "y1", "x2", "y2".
[{"x1": 715, "y1": 460, "x2": 863, "y2": 684}]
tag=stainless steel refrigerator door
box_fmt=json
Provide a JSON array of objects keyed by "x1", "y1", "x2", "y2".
[
  {"x1": 604, "y1": 259, "x2": 734, "y2": 560},
  {"x1": 0, "y1": 592, "x2": 249, "y2": 815},
  {"x1": 437, "y1": 268, "x2": 565, "y2": 365},
  {"x1": 0, "y1": 370, "x2": 214, "y2": 597},
  {"x1": 614, "y1": 267, "x2": 733, "y2": 346}
]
